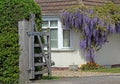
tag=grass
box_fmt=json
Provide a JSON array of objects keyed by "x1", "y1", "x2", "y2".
[
  {"x1": 84, "y1": 67, "x2": 120, "y2": 73},
  {"x1": 41, "y1": 76, "x2": 60, "y2": 80}
]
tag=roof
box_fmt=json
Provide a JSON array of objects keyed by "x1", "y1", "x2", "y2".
[
  {"x1": 35, "y1": 0, "x2": 78, "y2": 15},
  {"x1": 35, "y1": 0, "x2": 120, "y2": 15}
]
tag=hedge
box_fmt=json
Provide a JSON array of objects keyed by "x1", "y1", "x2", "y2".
[{"x1": 0, "y1": 0, "x2": 42, "y2": 84}]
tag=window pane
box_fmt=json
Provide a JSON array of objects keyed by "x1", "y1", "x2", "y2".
[
  {"x1": 51, "y1": 29, "x2": 58, "y2": 48},
  {"x1": 42, "y1": 29, "x2": 47, "y2": 45},
  {"x1": 42, "y1": 21, "x2": 49, "y2": 27},
  {"x1": 43, "y1": 29, "x2": 58, "y2": 48},
  {"x1": 50, "y1": 20, "x2": 58, "y2": 27},
  {"x1": 63, "y1": 30, "x2": 70, "y2": 47}
]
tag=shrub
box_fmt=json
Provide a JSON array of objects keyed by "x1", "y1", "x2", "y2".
[
  {"x1": 80, "y1": 62, "x2": 100, "y2": 71},
  {"x1": 0, "y1": 0, "x2": 42, "y2": 84}
]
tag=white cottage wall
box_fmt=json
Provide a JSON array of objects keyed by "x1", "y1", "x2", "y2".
[
  {"x1": 95, "y1": 34, "x2": 120, "y2": 65},
  {"x1": 43, "y1": 17, "x2": 120, "y2": 67},
  {"x1": 51, "y1": 30, "x2": 86, "y2": 67},
  {"x1": 51, "y1": 32, "x2": 120, "y2": 67}
]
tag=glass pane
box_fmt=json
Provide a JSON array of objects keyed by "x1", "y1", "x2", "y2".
[
  {"x1": 43, "y1": 29, "x2": 58, "y2": 48},
  {"x1": 63, "y1": 30, "x2": 70, "y2": 47},
  {"x1": 51, "y1": 29, "x2": 57, "y2": 39},
  {"x1": 51, "y1": 40, "x2": 58, "y2": 48},
  {"x1": 51, "y1": 29, "x2": 58, "y2": 48},
  {"x1": 42, "y1": 21, "x2": 48, "y2": 27},
  {"x1": 50, "y1": 20, "x2": 58, "y2": 27},
  {"x1": 42, "y1": 29, "x2": 47, "y2": 44}
]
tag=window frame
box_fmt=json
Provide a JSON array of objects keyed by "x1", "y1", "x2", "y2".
[
  {"x1": 42, "y1": 16, "x2": 72, "y2": 50},
  {"x1": 63, "y1": 29, "x2": 70, "y2": 48}
]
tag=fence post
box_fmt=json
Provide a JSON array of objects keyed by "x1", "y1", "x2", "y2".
[
  {"x1": 28, "y1": 18, "x2": 35, "y2": 79},
  {"x1": 18, "y1": 20, "x2": 29, "y2": 84},
  {"x1": 47, "y1": 28, "x2": 52, "y2": 76}
]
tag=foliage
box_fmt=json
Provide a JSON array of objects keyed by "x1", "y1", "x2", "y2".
[
  {"x1": 80, "y1": 62, "x2": 100, "y2": 70},
  {"x1": 62, "y1": 2, "x2": 120, "y2": 62},
  {"x1": 0, "y1": 0, "x2": 42, "y2": 30},
  {"x1": 0, "y1": 0, "x2": 42, "y2": 84},
  {"x1": 0, "y1": 28, "x2": 19, "y2": 84},
  {"x1": 94, "y1": 2, "x2": 120, "y2": 24}
]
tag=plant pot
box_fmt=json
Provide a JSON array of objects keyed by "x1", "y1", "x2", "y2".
[{"x1": 69, "y1": 65, "x2": 78, "y2": 71}]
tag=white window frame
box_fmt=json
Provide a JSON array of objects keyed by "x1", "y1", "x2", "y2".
[{"x1": 42, "y1": 16, "x2": 72, "y2": 51}]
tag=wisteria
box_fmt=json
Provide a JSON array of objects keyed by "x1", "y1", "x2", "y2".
[{"x1": 62, "y1": 3, "x2": 120, "y2": 62}]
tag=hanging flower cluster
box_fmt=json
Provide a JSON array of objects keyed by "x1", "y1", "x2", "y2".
[{"x1": 62, "y1": 3, "x2": 120, "y2": 62}]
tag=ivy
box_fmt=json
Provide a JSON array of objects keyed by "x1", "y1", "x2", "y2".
[{"x1": 0, "y1": 0, "x2": 42, "y2": 84}]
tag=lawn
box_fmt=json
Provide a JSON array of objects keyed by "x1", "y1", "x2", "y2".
[
  {"x1": 85, "y1": 67, "x2": 120, "y2": 73},
  {"x1": 41, "y1": 76, "x2": 60, "y2": 80}
]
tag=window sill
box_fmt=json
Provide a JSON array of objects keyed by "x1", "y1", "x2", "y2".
[{"x1": 44, "y1": 48, "x2": 74, "y2": 52}]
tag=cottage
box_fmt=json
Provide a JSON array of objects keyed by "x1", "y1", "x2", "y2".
[{"x1": 35, "y1": 0, "x2": 120, "y2": 67}]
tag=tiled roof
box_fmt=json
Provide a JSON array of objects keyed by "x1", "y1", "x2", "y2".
[
  {"x1": 35, "y1": 0, "x2": 120, "y2": 15},
  {"x1": 35, "y1": 0, "x2": 78, "y2": 15},
  {"x1": 83, "y1": 0, "x2": 120, "y2": 6}
]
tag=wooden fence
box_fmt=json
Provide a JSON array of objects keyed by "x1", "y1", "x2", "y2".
[{"x1": 18, "y1": 14, "x2": 51, "y2": 84}]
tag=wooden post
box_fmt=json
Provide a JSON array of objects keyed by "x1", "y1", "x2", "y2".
[
  {"x1": 28, "y1": 17, "x2": 35, "y2": 79},
  {"x1": 47, "y1": 28, "x2": 52, "y2": 76},
  {"x1": 18, "y1": 20, "x2": 29, "y2": 84}
]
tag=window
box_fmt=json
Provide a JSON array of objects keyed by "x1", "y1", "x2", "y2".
[
  {"x1": 42, "y1": 21, "x2": 48, "y2": 28},
  {"x1": 50, "y1": 20, "x2": 58, "y2": 27},
  {"x1": 42, "y1": 17, "x2": 71, "y2": 50},
  {"x1": 51, "y1": 29, "x2": 58, "y2": 48},
  {"x1": 63, "y1": 30, "x2": 70, "y2": 47},
  {"x1": 42, "y1": 20, "x2": 58, "y2": 48}
]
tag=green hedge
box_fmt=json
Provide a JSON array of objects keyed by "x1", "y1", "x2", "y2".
[{"x1": 0, "y1": 0, "x2": 42, "y2": 84}]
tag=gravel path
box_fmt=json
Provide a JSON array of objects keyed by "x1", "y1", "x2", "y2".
[
  {"x1": 34, "y1": 75, "x2": 120, "y2": 84},
  {"x1": 29, "y1": 69, "x2": 120, "y2": 84},
  {"x1": 51, "y1": 69, "x2": 120, "y2": 77}
]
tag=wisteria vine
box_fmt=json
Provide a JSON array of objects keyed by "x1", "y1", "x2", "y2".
[{"x1": 62, "y1": 3, "x2": 120, "y2": 62}]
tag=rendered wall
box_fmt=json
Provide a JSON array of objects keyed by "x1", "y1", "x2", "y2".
[
  {"x1": 51, "y1": 31, "x2": 120, "y2": 67},
  {"x1": 95, "y1": 34, "x2": 120, "y2": 65},
  {"x1": 51, "y1": 30, "x2": 87, "y2": 67}
]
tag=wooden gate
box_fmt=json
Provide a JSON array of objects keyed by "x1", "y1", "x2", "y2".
[{"x1": 19, "y1": 14, "x2": 51, "y2": 84}]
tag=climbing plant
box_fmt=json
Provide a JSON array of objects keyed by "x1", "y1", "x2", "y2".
[
  {"x1": 0, "y1": 0, "x2": 42, "y2": 84},
  {"x1": 62, "y1": 2, "x2": 120, "y2": 62}
]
